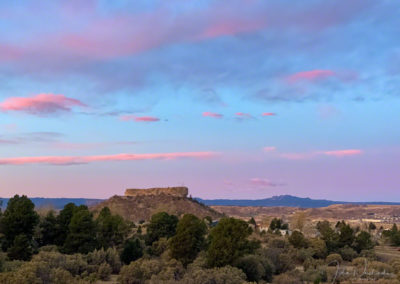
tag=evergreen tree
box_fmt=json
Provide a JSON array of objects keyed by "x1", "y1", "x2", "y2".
[
  {"x1": 55, "y1": 203, "x2": 77, "y2": 246},
  {"x1": 368, "y1": 222, "x2": 376, "y2": 231},
  {"x1": 269, "y1": 218, "x2": 282, "y2": 231},
  {"x1": 170, "y1": 214, "x2": 207, "y2": 266},
  {"x1": 145, "y1": 212, "x2": 178, "y2": 245},
  {"x1": 0, "y1": 195, "x2": 39, "y2": 249},
  {"x1": 120, "y1": 238, "x2": 143, "y2": 265},
  {"x1": 96, "y1": 207, "x2": 129, "y2": 248},
  {"x1": 338, "y1": 222, "x2": 354, "y2": 248},
  {"x1": 7, "y1": 234, "x2": 33, "y2": 261},
  {"x1": 317, "y1": 221, "x2": 340, "y2": 253},
  {"x1": 38, "y1": 210, "x2": 58, "y2": 246},
  {"x1": 354, "y1": 231, "x2": 374, "y2": 253},
  {"x1": 288, "y1": 231, "x2": 308, "y2": 248},
  {"x1": 63, "y1": 206, "x2": 98, "y2": 254},
  {"x1": 207, "y1": 217, "x2": 258, "y2": 267},
  {"x1": 389, "y1": 224, "x2": 400, "y2": 246}
]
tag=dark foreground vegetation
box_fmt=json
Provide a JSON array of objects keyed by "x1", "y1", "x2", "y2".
[{"x1": 1, "y1": 195, "x2": 400, "y2": 283}]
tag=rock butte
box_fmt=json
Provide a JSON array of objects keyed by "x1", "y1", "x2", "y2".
[{"x1": 124, "y1": 187, "x2": 189, "y2": 198}]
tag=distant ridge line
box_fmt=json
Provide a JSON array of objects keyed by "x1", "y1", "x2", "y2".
[
  {"x1": 1, "y1": 195, "x2": 400, "y2": 209},
  {"x1": 195, "y1": 194, "x2": 400, "y2": 208}
]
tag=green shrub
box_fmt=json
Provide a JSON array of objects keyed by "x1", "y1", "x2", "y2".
[
  {"x1": 97, "y1": 262, "x2": 112, "y2": 281},
  {"x1": 180, "y1": 265, "x2": 248, "y2": 284},
  {"x1": 272, "y1": 271, "x2": 303, "y2": 284},
  {"x1": 234, "y1": 255, "x2": 265, "y2": 282},
  {"x1": 105, "y1": 247, "x2": 122, "y2": 273},
  {"x1": 360, "y1": 249, "x2": 377, "y2": 260},
  {"x1": 309, "y1": 238, "x2": 328, "y2": 259},
  {"x1": 369, "y1": 261, "x2": 393, "y2": 273},
  {"x1": 326, "y1": 253, "x2": 342, "y2": 266},
  {"x1": 352, "y1": 257, "x2": 368, "y2": 267},
  {"x1": 289, "y1": 231, "x2": 308, "y2": 248},
  {"x1": 118, "y1": 258, "x2": 163, "y2": 284},
  {"x1": 0, "y1": 252, "x2": 5, "y2": 272},
  {"x1": 150, "y1": 237, "x2": 168, "y2": 256},
  {"x1": 49, "y1": 268, "x2": 76, "y2": 284},
  {"x1": 302, "y1": 268, "x2": 328, "y2": 283},
  {"x1": 339, "y1": 245, "x2": 358, "y2": 261},
  {"x1": 148, "y1": 258, "x2": 185, "y2": 283}
]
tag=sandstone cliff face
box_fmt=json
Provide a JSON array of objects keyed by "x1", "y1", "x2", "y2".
[{"x1": 125, "y1": 187, "x2": 188, "y2": 198}]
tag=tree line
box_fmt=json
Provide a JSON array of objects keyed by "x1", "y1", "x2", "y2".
[{"x1": 0, "y1": 195, "x2": 399, "y2": 283}]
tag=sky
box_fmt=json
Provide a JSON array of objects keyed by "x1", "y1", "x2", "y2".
[{"x1": 0, "y1": 0, "x2": 399, "y2": 201}]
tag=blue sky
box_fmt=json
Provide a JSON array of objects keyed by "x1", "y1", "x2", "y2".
[{"x1": 0, "y1": 0, "x2": 399, "y2": 200}]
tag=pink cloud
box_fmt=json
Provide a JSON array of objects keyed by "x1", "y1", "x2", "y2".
[
  {"x1": 19, "y1": 5, "x2": 268, "y2": 61},
  {"x1": 0, "y1": 151, "x2": 219, "y2": 166},
  {"x1": 236, "y1": 112, "x2": 252, "y2": 118},
  {"x1": 202, "y1": 112, "x2": 223, "y2": 119},
  {"x1": 263, "y1": 146, "x2": 276, "y2": 152},
  {"x1": 199, "y1": 16, "x2": 266, "y2": 39},
  {"x1": 321, "y1": 149, "x2": 363, "y2": 157},
  {"x1": 280, "y1": 149, "x2": 363, "y2": 160},
  {"x1": 262, "y1": 112, "x2": 276, "y2": 116},
  {"x1": 0, "y1": 1, "x2": 369, "y2": 68},
  {"x1": 286, "y1": 69, "x2": 336, "y2": 83},
  {"x1": 0, "y1": 93, "x2": 86, "y2": 115},
  {"x1": 119, "y1": 115, "x2": 160, "y2": 122},
  {"x1": 235, "y1": 112, "x2": 254, "y2": 122}
]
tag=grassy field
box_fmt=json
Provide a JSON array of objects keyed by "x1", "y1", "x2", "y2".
[{"x1": 375, "y1": 245, "x2": 400, "y2": 262}]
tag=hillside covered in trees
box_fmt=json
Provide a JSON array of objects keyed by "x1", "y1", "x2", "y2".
[{"x1": 1, "y1": 195, "x2": 400, "y2": 283}]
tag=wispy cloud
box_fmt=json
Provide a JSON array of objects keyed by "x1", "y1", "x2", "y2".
[
  {"x1": 263, "y1": 146, "x2": 276, "y2": 152},
  {"x1": 0, "y1": 94, "x2": 86, "y2": 115},
  {"x1": 202, "y1": 112, "x2": 223, "y2": 119},
  {"x1": 262, "y1": 112, "x2": 276, "y2": 116},
  {"x1": 279, "y1": 149, "x2": 363, "y2": 160},
  {"x1": 250, "y1": 178, "x2": 284, "y2": 187},
  {"x1": 321, "y1": 149, "x2": 363, "y2": 157},
  {"x1": 235, "y1": 112, "x2": 253, "y2": 119},
  {"x1": 51, "y1": 141, "x2": 138, "y2": 150},
  {"x1": 119, "y1": 115, "x2": 160, "y2": 122},
  {"x1": 0, "y1": 132, "x2": 63, "y2": 145},
  {"x1": 0, "y1": 151, "x2": 219, "y2": 166},
  {"x1": 286, "y1": 69, "x2": 336, "y2": 83}
]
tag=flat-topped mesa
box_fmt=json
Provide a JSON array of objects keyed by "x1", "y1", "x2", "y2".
[{"x1": 124, "y1": 187, "x2": 188, "y2": 198}]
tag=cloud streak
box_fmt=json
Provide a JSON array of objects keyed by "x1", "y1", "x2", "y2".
[
  {"x1": 120, "y1": 115, "x2": 160, "y2": 122},
  {"x1": 0, "y1": 151, "x2": 219, "y2": 166},
  {"x1": 262, "y1": 112, "x2": 276, "y2": 116},
  {"x1": 321, "y1": 149, "x2": 363, "y2": 157},
  {"x1": 279, "y1": 149, "x2": 363, "y2": 160},
  {"x1": 236, "y1": 112, "x2": 253, "y2": 118},
  {"x1": 286, "y1": 70, "x2": 336, "y2": 83},
  {"x1": 202, "y1": 112, "x2": 223, "y2": 119},
  {"x1": 263, "y1": 146, "x2": 276, "y2": 152},
  {"x1": 250, "y1": 178, "x2": 284, "y2": 187},
  {"x1": 0, "y1": 94, "x2": 86, "y2": 115}
]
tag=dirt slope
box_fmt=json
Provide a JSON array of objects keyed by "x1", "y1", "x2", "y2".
[{"x1": 92, "y1": 194, "x2": 223, "y2": 222}]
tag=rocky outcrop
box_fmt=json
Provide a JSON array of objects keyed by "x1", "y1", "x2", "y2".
[
  {"x1": 92, "y1": 187, "x2": 223, "y2": 222},
  {"x1": 125, "y1": 187, "x2": 188, "y2": 198}
]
